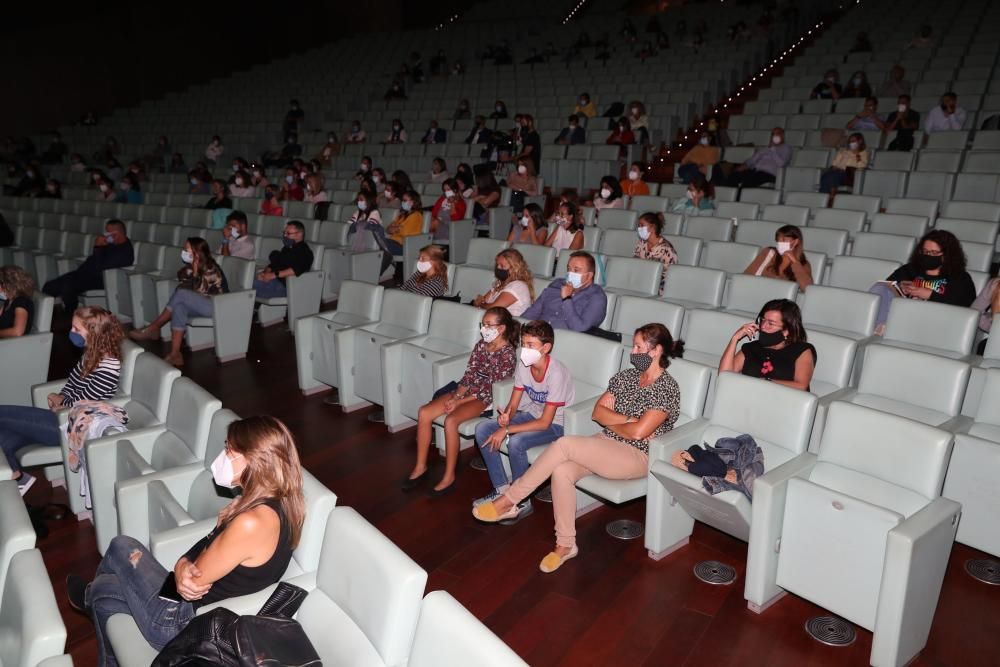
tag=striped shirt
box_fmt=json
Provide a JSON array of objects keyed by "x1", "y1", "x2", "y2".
[
  {"x1": 401, "y1": 273, "x2": 446, "y2": 298},
  {"x1": 58, "y1": 357, "x2": 121, "y2": 407}
]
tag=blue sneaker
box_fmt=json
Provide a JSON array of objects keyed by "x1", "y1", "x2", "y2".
[{"x1": 472, "y1": 485, "x2": 509, "y2": 508}]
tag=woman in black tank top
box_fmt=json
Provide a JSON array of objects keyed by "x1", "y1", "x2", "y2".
[{"x1": 66, "y1": 416, "x2": 306, "y2": 667}]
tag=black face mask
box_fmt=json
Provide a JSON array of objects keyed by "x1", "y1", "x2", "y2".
[
  {"x1": 630, "y1": 352, "x2": 653, "y2": 372},
  {"x1": 757, "y1": 329, "x2": 785, "y2": 347},
  {"x1": 917, "y1": 254, "x2": 943, "y2": 271},
  {"x1": 494, "y1": 267, "x2": 509, "y2": 281}
]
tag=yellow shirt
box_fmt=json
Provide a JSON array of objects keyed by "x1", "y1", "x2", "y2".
[
  {"x1": 574, "y1": 102, "x2": 597, "y2": 118},
  {"x1": 680, "y1": 145, "x2": 721, "y2": 167},
  {"x1": 831, "y1": 148, "x2": 869, "y2": 170},
  {"x1": 389, "y1": 211, "x2": 424, "y2": 244}
]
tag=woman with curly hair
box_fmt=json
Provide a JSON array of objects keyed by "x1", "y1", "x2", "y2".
[
  {"x1": 868, "y1": 229, "x2": 976, "y2": 335},
  {"x1": 0, "y1": 306, "x2": 123, "y2": 494},
  {"x1": 0, "y1": 265, "x2": 36, "y2": 337},
  {"x1": 129, "y1": 238, "x2": 227, "y2": 367},
  {"x1": 472, "y1": 248, "x2": 536, "y2": 316}
]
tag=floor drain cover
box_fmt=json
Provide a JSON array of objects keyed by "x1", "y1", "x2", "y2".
[
  {"x1": 606, "y1": 519, "x2": 643, "y2": 540},
  {"x1": 965, "y1": 558, "x2": 1000, "y2": 585},
  {"x1": 535, "y1": 486, "x2": 552, "y2": 503},
  {"x1": 805, "y1": 616, "x2": 856, "y2": 646},
  {"x1": 692, "y1": 560, "x2": 737, "y2": 585},
  {"x1": 469, "y1": 458, "x2": 487, "y2": 471}
]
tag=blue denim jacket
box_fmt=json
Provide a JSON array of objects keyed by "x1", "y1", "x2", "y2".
[{"x1": 521, "y1": 279, "x2": 607, "y2": 331}]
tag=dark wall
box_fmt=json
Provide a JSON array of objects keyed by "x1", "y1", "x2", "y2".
[{"x1": 1, "y1": 0, "x2": 467, "y2": 137}]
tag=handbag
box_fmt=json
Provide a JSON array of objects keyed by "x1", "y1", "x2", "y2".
[{"x1": 152, "y1": 582, "x2": 320, "y2": 667}]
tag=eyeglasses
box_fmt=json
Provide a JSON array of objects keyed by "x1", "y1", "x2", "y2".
[{"x1": 921, "y1": 249, "x2": 944, "y2": 256}]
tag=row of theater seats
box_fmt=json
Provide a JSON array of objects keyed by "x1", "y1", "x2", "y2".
[{"x1": 5, "y1": 340, "x2": 527, "y2": 666}]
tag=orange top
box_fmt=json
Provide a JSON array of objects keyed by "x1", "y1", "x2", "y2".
[{"x1": 620, "y1": 179, "x2": 650, "y2": 197}]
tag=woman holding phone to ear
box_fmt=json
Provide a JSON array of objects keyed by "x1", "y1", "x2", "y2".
[
  {"x1": 719, "y1": 299, "x2": 816, "y2": 392},
  {"x1": 66, "y1": 415, "x2": 306, "y2": 667}
]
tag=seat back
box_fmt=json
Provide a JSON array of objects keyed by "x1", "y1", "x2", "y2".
[
  {"x1": 408, "y1": 591, "x2": 528, "y2": 667},
  {"x1": 934, "y1": 217, "x2": 999, "y2": 246},
  {"x1": 885, "y1": 197, "x2": 939, "y2": 221},
  {"x1": 716, "y1": 202, "x2": 760, "y2": 220},
  {"x1": 336, "y1": 281, "x2": 384, "y2": 321},
  {"x1": 220, "y1": 256, "x2": 256, "y2": 290},
  {"x1": 662, "y1": 265, "x2": 726, "y2": 308},
  {"x1": 669, "y1": 358, "x2": 713, "y2": 422},
  {"x1": 611, "y1": 296, "x2": 684, "y2": 344},
  {"x1": 426, "y1": 301, "x2": 482, "y2": 347},
  {"x1": 807, "y1": 330, "x2": 856, "y2": 396},
  {"x1": 30, "y1": 293, "x2": 54, "y2": 334},
  {"x1": 850, "y1": 232, "x2": 916, "y2": 263},
  {"x1": 154, "y1": 378, "x2": 222, "y2": 465},
  {"x1": 827, "y1": 256, "x2": 900, "y2": 292},
  {"x1": 724, "y1": 274, "x2": 798, "y2": 314},
  {"x1": 801, "y1": 285, "x2": 878, "y2": 337},
  {"x1": 801, "y1": 225, "x2": 849, "y2": 257},
  {"x1": 662, "y1": 234, "x2": 702, "y2": 265},
  {"x1": 465, "y1": 238, "x2": 508, "y2": 267},
  {"x1": 598, "y1": 229, "x2": 640, "y2": 258},
  {"x1": 290, "y1": 471, "x2": 339, "y2": 574},
  {"x1": 604, "y1": 256, "x2": 661, "y2": 296},
  {"x1": 734, "y1": 219, "x2": 783, "y2": 248},
  {"x1": 129, "y1": 354, "x2": 182, "y2": 422},
  {"x1": 549, "y1": 329, "x2": 623, "y2": 393},
  {"x1": 0, "y1": 549, "x2": 66, "y2": 667},
  {"x1": 379, "y1": 289, "x2": 433, "y2": 331},
  {"x1": 680, "y1": 309, "x2": 747, "y2": 366},
  {"x1": 595, "y1": 208, "x2": 638, "y2": 231},
  {"x1": 451, "y1": 265, "x2": 495, "y2": 301},
  {"x1": 884, "y1": 298, "x2": 979, "y2": 355},
  {"x1": 629, "y1": 195, "x2": 669, "y2": 213},
  {"x1": 812, "y1": 208, "x2": 867, "y2": 235},
  {"x1": 940, "y1": 201, "x2": 1000, "y2": 223},
  {"x1": 511, "y1": 243, "x2": 555, "y2": 277},
  {"x1": 761, "y1": 205, "x2": 810, "y2": 226},
  {"x1": 869, "y1": 213, "x2": 929, "y2": 237},
  {"x1": 832, "y1": 194, "x2": 881, "y2": 219},
  {"x1": 857, "y1": 345, "x2": 969, "y2": 416},
  {"x1": 700, "y1": 241, "x2": 760, "y2": 274},
  {"x1": 683, "y1": 216, "x2": 734, "y2": 242},
  {"x1": 299, "y1": 508, "x2": 427, "y2": 667},
  {"x1": 116, "y1": 340, "x2": 144, "y2": 396}
]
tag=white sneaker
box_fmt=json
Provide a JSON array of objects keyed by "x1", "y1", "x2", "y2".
[
  {"x1": 472, "y1": 484, "x2": 509, "y2": 508},
  {"x1": 17, "y1": 473, "x2": 36, "y2": 497}
]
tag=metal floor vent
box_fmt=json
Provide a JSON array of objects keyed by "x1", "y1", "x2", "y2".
[
  {"x1": 692, "y1": 560, "x2": 737, "y2": 585},
  {"x1": 965, "y1": 558, "x2": 1000, "y2": 585},
  {"x1": 606, "y1": 519, "x2": 644, "y2": 540},
  {"x1": 805, "y1": 616, "x2": 856, "y2": 647}
]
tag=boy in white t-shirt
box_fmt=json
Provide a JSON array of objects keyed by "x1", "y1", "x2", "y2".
[{"x1": 474, "y1": 320, "x2": 575, "y2": 523}]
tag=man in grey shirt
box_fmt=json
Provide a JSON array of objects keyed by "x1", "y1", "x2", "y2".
[{"x1": 218, "y1": 210, "x2": 256, "y2": 260}]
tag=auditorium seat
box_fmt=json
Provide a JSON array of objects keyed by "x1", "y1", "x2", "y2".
[
  {"x1": 257, "y1": 269, "x2": 326, "y2": 329},
  {"x1": 464, "y1": 238, "x2": 509, "y2": 269},
  {"x1": 407, "y1": 591, "x2": 528, "y2": 667},
  {"x1": 850, "y1": 231, "x2": 917, "y2": 263},
  {"x1": 0, "y1": 480, "x2": 36, "y2": 600},
  {"x1": 662, "y1": 265, "x2": 726, "y2": 310},
  {"x1": 0, "y1": 549, "x2": 67, "y2": 667},
  {"x1": 723, "y1": 274, "x2": 798, "y2": 317},
  {"x1": 801, "y1": 284, "x2": 879, "y2": 340},
  {"x1": 826, "y1": 256, "x2": 900, "y2": 292}
]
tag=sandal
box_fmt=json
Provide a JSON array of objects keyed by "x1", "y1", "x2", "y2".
[{"x1": 539, "y1": 545, "x2": 579, "y2": 573}]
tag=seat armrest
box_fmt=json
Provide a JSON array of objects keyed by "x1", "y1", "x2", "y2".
[
  {"x1": 564, "y1": 396, "x2": 601, "y2": 437},
  {"x1": 647, "y1": 419, "x2": 710, "y2": 464},
  {"x1": 107, "y1": 614, "x2": 159, "y2": 667},
  {"x1": 195, "y1": 571, "x2": 318, "y2": 617},
  {"x1": 491, "y1": 378, "x2": 516, "y2": 411},
  {"x1": 31, "y1": 380, "x2": 67, "y2": 407},
  {"x1": 116, "y1": 464, "x2": 204, "y2": 546},
  {"x1": 745, "y1": 452, "x2": 818, "y2": 609},
  {"x1": 940, "y1": 415, "x2": 973, "y2": 433},
  {"x1": 150, "y1": 518, "x2": 215, "y2": 570},
  {"x1": 431, "y1": 351, "x2": 472, "y2": 388}
]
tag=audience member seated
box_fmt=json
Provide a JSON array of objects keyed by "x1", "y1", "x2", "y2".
[
  {"x1": 229, "y1": 170, "x2": 255, "y2": 198},
  {"x1": 40, "y1": 179, "x2": 62, "y2": 199},
  {"x1": 506, "y1": 158, "x2": 540, "y2": 211},
  {"x1": 670, "y1": 175, "x2": 716, "y2": 216},
  {"x1": 260, "y1": 185, "x2": 284, "y2": 216},
  {"x1": 517, "y1": 115, "x2": 542, "y2": 174},
  {"x1": 67, "y1": 415, "x2": 305, "y2": 665},
  {"x1": 885, "y1": 95, "x2": 921, "y2": 150},
  {"x1": 466, "y1": 116, "x2": 491, "y2": 145},
  {"x1": 677, "y1": 132, "x2": 721, "y2": 183},
  {"x1": 606, "y1": 117, "x2": 636, "y2": 158},
  {"x1": 345, "y1": 120, "x2": 366, "y2": 143},
  {"x1": 43, "y1": 219, "x2": 134, "y2": 312},
  {"x1": 847, "y1": 97, "x2": 885, "y2": 132},
  {"x1": 400, "y1": 245, "x2": 448, "y2": 297},
  {"x1": 843, "y1": 71, "x2": 872, "y2": 98},
  {"x1": 374, "y1": 178, "x2": 398, "y2": 208},
  {"x1": 8, "y1": 164, "x2": 44, "y2": 197},
  {"x1": 473, "y1": 249, "x2": 535, "y2": 316},
  {"x1": 877, "y1": 64, "x2": 913, "y2": 99},
  {"x1": 869, "y1": 230, "x2": 976, "y2": 335},
  {"x1": 718, "y1": 127, "x2": 791, "y2": 189},
  {"x1": 744, "y1": 224, "x2": 814, "y2": 291},
  {"x1": 404, "y1": 307, "x2": 518, "y2": 495},
  {"x1": 384, "y1": 190, "x2": 424, "y2": 256},
  {"x1": 522, "y1": 251, "x2": 607, "y2": 331},
  {"x1": 555, "y1": 115, "x2": 587, "y2": 145},
  {"x1": 0, "y1": 306, "x2": 122, "y2": 495},
  {"x1": 574, "y1": 93, "x2": 596, "y2": 119},
  {"x1": 453, "y1": 99, "x2": 471, "y2": 120},
  {"x1": 810, "y1": 69, "x2": 843, "y2": 100},
  {"x1": 621, "y1": 161, "x2": 651, "y2": 197},
  {"x1": 315, "y1": 132, "x2": 339, "y2": 166},
  {"x1": 474, "y1": 320, "x2": 574, "y2": 520},
  {"x1": 627, "y1": 101, "x2": 650, "y2": 145},
  {"x1": 278, "y1": 168, "x2": 304, "y2": 202},
  {"x1": 383, "y1": 119, "x2": 408, "y2": 144},
  {"x1": 347, "y1": 191, "x2": 393, "y2": 275},
  {"x1": 907, "y1": 24, "x2": 934, "y2": 49},
  {"x1": 114, "y1": 174, "x2": 142, "y2": 204},
  {"x1": 925, "y1": 92, "x2": 967, "y2": 133},
  {"x1": 169, "y1": 153, "x2": 187, "y2": 174},
  {"x1": 284, "y1": 98, "x2": 305, "y2": 134},
  {"x1": 507, "y1": 203, "x2": 548, "y2": 245},
  {"x1": 204, "y1": 135, "x2": 224, "y2": 164},
  {"x1": 69, "y1": 153, "x2": 88, "y2": 172},
  {"x1": 262, "y1": 134, "x2": 303, "y2": 168},
  {"x1": 354, "y1": 156, "x2": 373, "y2": 181},
  {"x1": 202, "y1": 179, "x2": 232, "y2": 210},
  {"x1": 719, "y1": 299, "x2": 816, "y2": 391},
  {"x1": 98, "y1": 177, "x2": 116, "y2": 201},
  {"x1": 421, "y1": 121, "x2": 447, "y2": 145},
  {"x1": 253, "y1": 221, "x2": 314, "y2": 300},
  {"x1": 634, "y1": 212, "x2": 678, "y2": 297},
  {"x1": 0, "y1": 266, "x2": 35, "y2": 338},
  {"x1": 545, "y1": 200, "x2": 585, "y2": 255},
  {"x1": 250, "y1": 165, "x2": 268, "y2": 189},
  {"x1": 429, "y1": 157, "x2": 450, "y2": 184},
  {"x1": 129, "y1": 238, "x2": 228, "y2": 367},
  {"x1": 592, "y1": 175, "x2": 625, "y2": 210},
  {"x1": 972, "y1": 277, "x2": 999, "y2": 354},
  {"x1": 303, "y1": 174, "x2": 328, "y2": 204},
  {"x1": 819, "y1": 133, "x2": 869, "y2": 195},
  {"x1": 471, "y1": 171, "x2": 501, "y2": 225},
  {"x1": 218, "y1": 211, "x2": 256, "y2": 260},
  {"x1": 429, "y1": 179, "x2": 467, "y2": 241},
  {"x1": 474, "y1": 323, "x2": 683, "y2": 572}
]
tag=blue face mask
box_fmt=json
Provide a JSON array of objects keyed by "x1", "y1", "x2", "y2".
[
  {"x1": 69, "y1": 331, "x2": 86, "y2": 348},
  {"x1": 282, "y1": 237, "x2": 295, "y2": 248}
]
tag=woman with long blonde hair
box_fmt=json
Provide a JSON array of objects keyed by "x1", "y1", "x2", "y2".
[
  {"x1": 472, "y1": 248, "x2": 536, "y2": 316},
  {"x1": 68, "y1": 415, "x2": 306, "y2": 666},
  {"x1": 0, "y1": 306, "x2": 123, "y2": 494}
]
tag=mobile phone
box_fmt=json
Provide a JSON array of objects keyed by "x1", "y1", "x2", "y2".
[{"x1": 158, "y1": 573, "x2": 183, "y2": 603}]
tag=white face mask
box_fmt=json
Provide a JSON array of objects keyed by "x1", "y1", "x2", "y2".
[
  {"x1": 401, "y1": 200, "x2": 413, "y2": 211},
  {"x1": 519, "y1": 347, "x2": 542, "y2": 367},
  {"x1": 100, "y1": 184, "x2": 109, "y2": 192},
  {"x1": 848, "y1": 142, "x2": 860, "y2": 150},
  {"x1": 253, "y1": 170, "x2": 261, "y2": 177},
  {"x1": 898, "y1": 104, "x2": 907, "y2": 113},
  {"x1": 235, "y1": 178, "x2": 244, "y2": 186},
  {"x1": 230, "y1": 228, "x2": 241, "y2": 240},
  {"x1": 373, "y1": 175, "x2": 382, "y2": 183},
  {"x1": 181, "y1": 250, "x2": 193, "y2": 264},
  {"x1": 444, "y1": 190, "x2": 455, "y2": 199},
  {"x1": 210, "y1": 450, "x2": 242, "y2": 488},
  {"x1": 232, "y1": 165, "x2": 239, "y2": 172},
  {"x1": 517, "y1": 165, "x2": 527, "y2": 175},
  {"x1": 637, "y1": 226, "x2": 651, "y2": 240},
  {"x1": 566, "y1": 271, "x2": 584, "y2": 289},
  {"x1": 600, "y1": 187, "x2": 612, "y2": 199},
  {"x1": 357, "y1": 200, "x2": 368, "y2": 211},
  {"x1": 416, "y1": 260, "x2": 433, "y2": 274},
  {"x1": 631, "y1": 107, "x2": 639, "y2": 114},
  {"x1": 700, "y1": 136, "x2": 710, "y2": 146},
  {"x1": 480, "y1": 326, "x2": 500, "y2": 343},
  {"x1": 776, "y1": 241, "x2": 792, "y2": 255},
  {"x1": 771, "y1": 135, "x2": 783, "y2": 145},
  {"x1": 520, "y1": 215, "x2": 530, "y2": 227},
  {"x1": 628, "y1": 170, "x2": 639, "y2": 180},
  {"x1": 360, "y1": 164, "x2": 369, "y2": 172}
]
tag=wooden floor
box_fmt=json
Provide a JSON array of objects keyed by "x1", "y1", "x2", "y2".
[{"x1": 30, "y1": 313, "x2": 1000, "y2": 667}]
